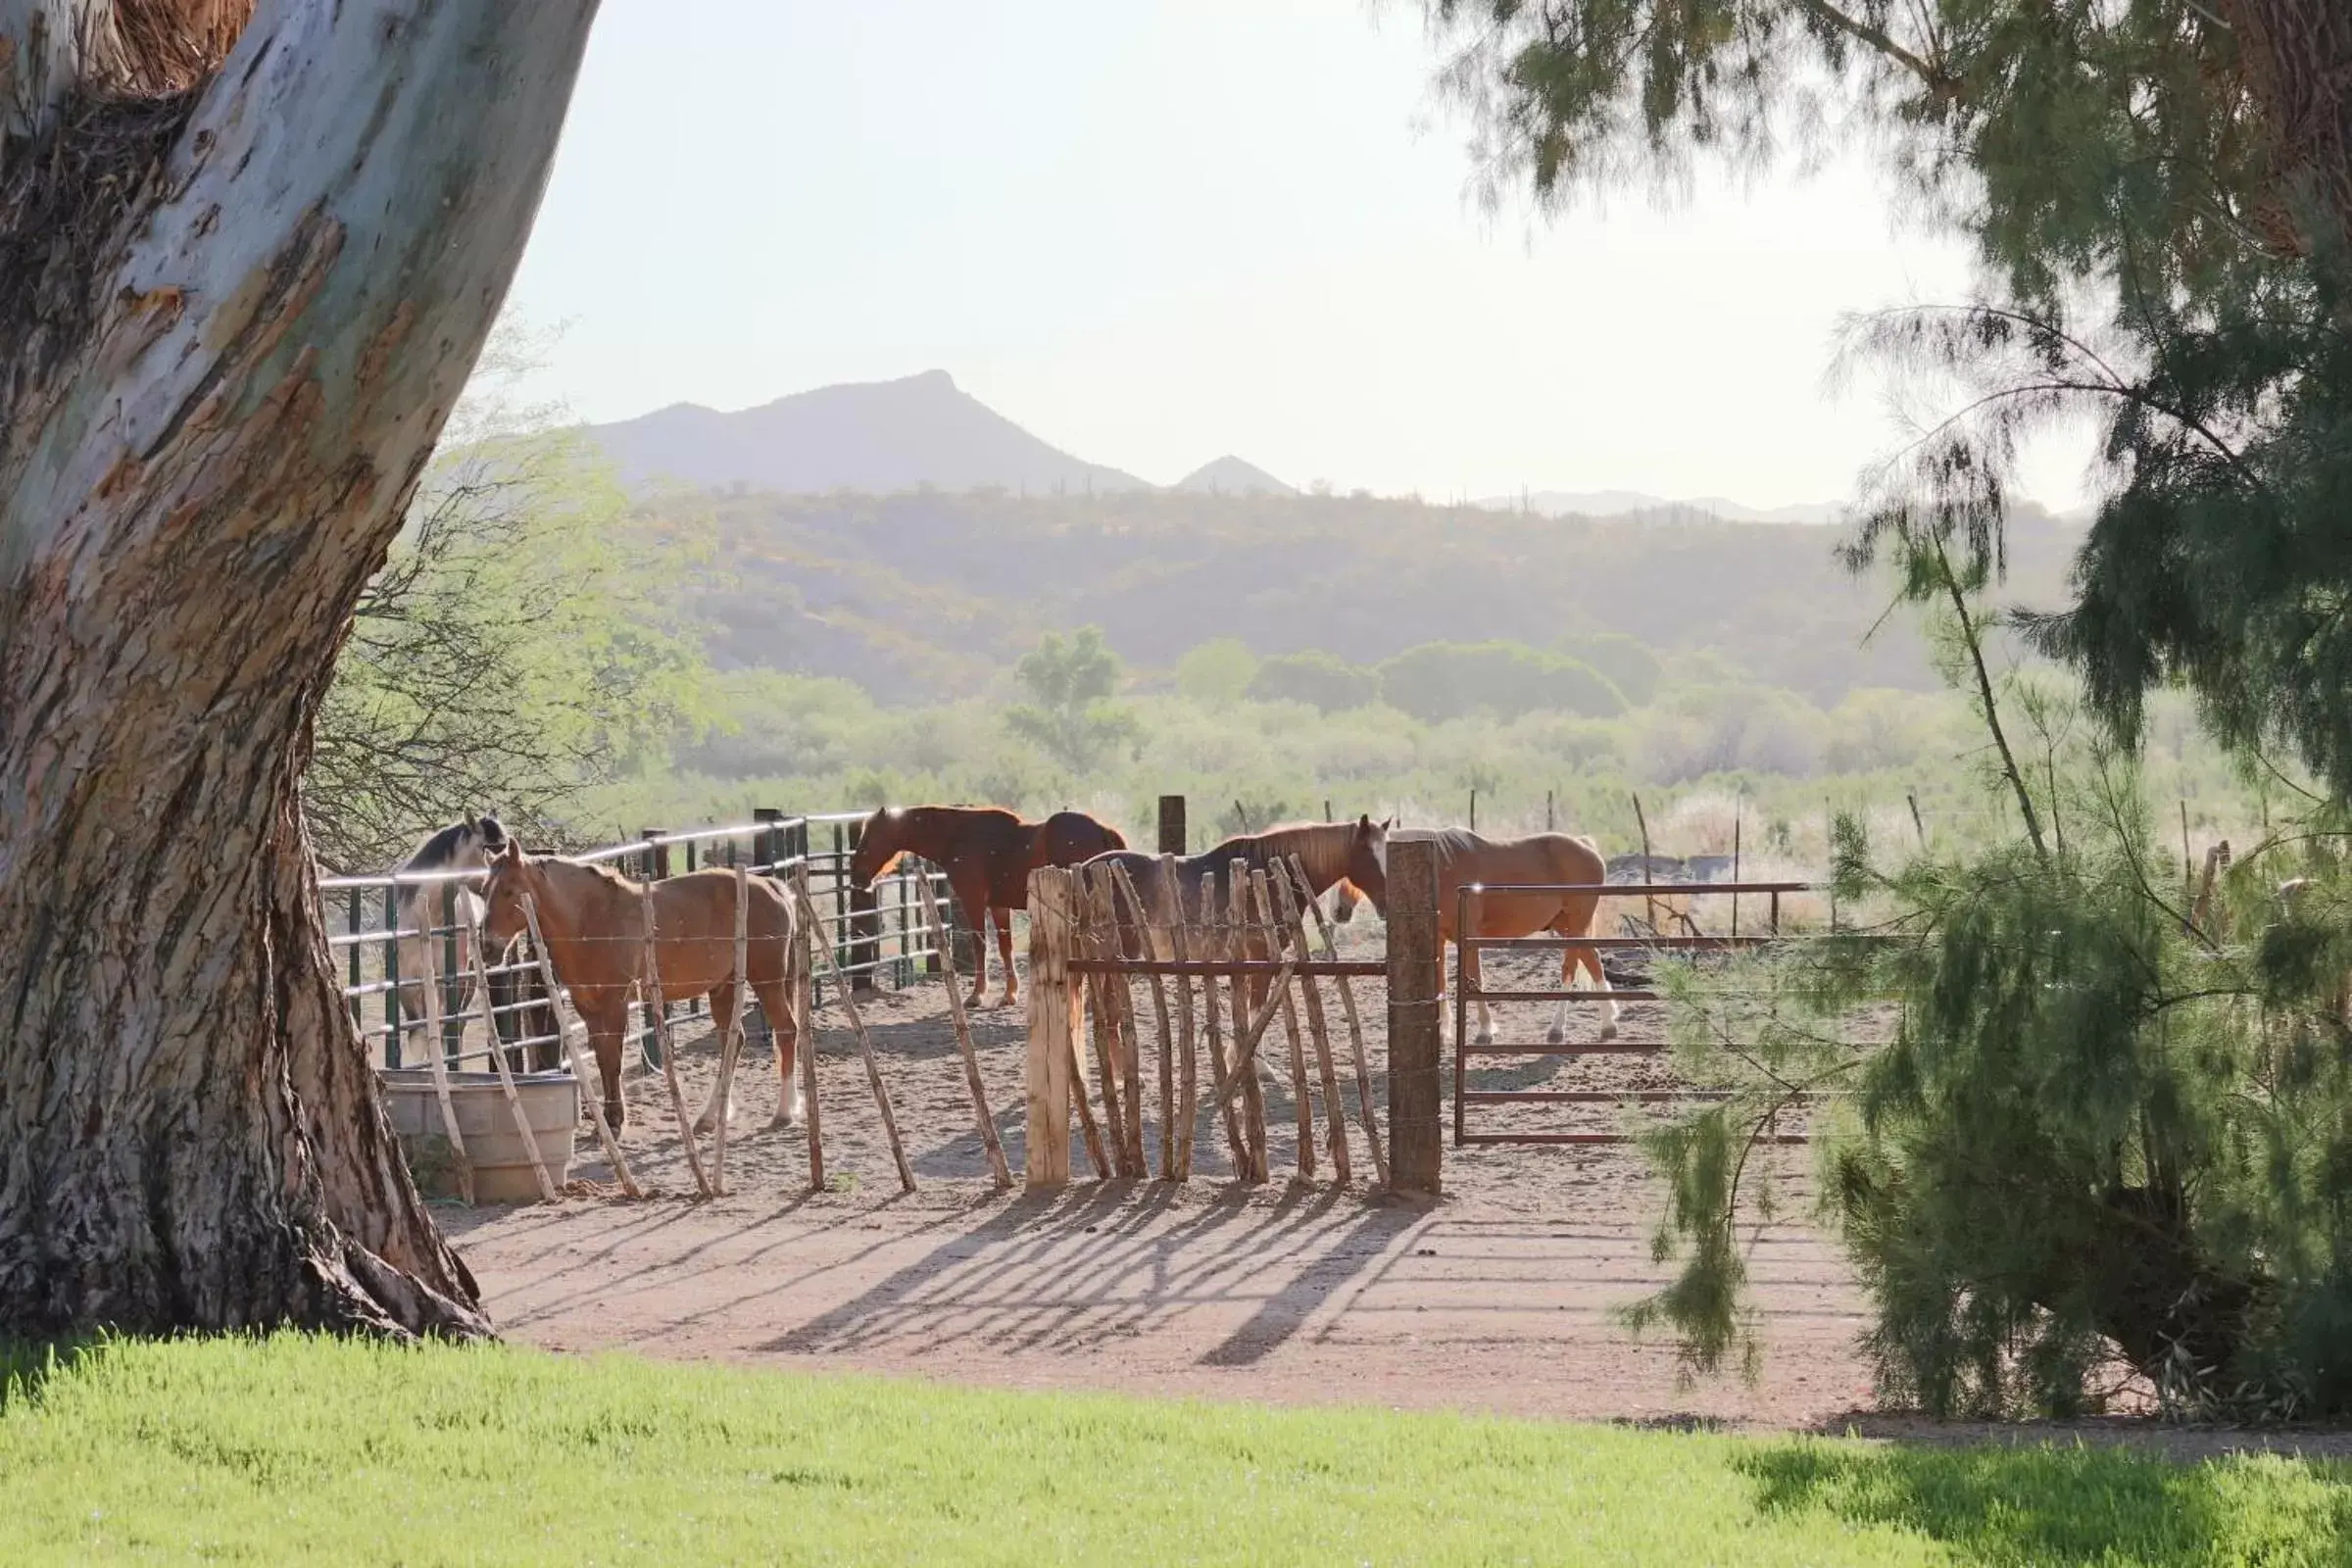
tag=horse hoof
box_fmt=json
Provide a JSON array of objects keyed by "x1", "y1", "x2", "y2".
[
  {"x1": 1471, "y1": 1030, "x2": 1494, "y2": 1048},
  {"x1": 964, "y1": 992, "x2": 988, "y2": 1010},
  {"x1": 1544, "y1": 1024, "x2": 1567, "y2": 1046},
  {"x1": 1598, "y1": 1021, "x2": 1619, "y2": 1043}
]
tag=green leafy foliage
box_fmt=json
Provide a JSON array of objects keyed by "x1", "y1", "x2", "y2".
[
  {"x1": 1174, "y1": 637, "x2": 1259, "y2": 702},
  {"x1": 311, "y1": 323, "x2": 716, "y2": 868},
  {"x1": 1424, "y1": 0, "x2": 2352, "y2": 794},
  {"x1": 1565, "y1": 630, "x2": 1663, "y2": 707},
  {"x1": 1631, "y1": 558, "x2": 2352, "y2": 1417},
  {"x1": 1004, "y1": 626, "x2": 1142, "y2": 774},
  {"x1": 1246, "y1": 649, "x2": 1381, "y2": 712},
  {"x1": 1376, "y1": 640, "x2": 1626, "y2": 723}
]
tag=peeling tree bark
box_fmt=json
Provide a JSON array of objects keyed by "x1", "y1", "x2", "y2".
[{"x1": 0, "y1": 0, "x2": 598, "y2": 1337}]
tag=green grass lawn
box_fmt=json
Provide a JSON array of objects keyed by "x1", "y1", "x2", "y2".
[{"x1": 2, "y1": 1336, "x2": 2348, "y2": 1566}]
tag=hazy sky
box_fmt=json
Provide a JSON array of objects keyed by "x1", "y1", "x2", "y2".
[{"x1": 505, "y1": 1, "x2": 2089, "y2": 510}]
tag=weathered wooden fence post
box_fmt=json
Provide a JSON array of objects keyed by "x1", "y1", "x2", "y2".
[
  {"x1": 1386, "y1": 834, "x2": 1443, "y2": 1195},
  {"x1": 1025, "y1": 866, "x2": 1078, "y2": 1190},
  {"x1": 1157, "y1": 795, "x2": 1187, "y2": 857},
  {"x1": 638, "y1": 828, "x2": 672, "y2": 1068},
  {"x1": 846, "y1": 817, "x2": 880, "y2": 993}
]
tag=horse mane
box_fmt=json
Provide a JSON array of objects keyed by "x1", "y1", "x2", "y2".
[
  {"x1": 399, "y1": 819, "x2": 475, "y2": 873},
  {"x1": 1200, "y1": 820, "x2": 1359, "y2": 883},
  {"x1": 531, "y1": 855, "x2": 644, "y2": 895}
]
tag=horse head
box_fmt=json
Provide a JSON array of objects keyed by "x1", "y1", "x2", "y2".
[
  {"x1": 478, "y1": 838, "x2": 536, "y2": 955},
  {"x1": 849, "y1": 808, "x2": 906, "y2": 889},
  {"x1": 1344, "y1": 813, "x2": 1391, "y2": 918}
]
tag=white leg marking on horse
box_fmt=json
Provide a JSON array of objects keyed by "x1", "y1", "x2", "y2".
[{"x1": 1474, "y1": 998, "x2": 1495, "y2": 1047}]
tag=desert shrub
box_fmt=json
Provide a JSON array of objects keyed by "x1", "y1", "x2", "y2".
[
  {"x1": 1378, "y1": 640, "x2": 1625, "y2": 723},
  {"x1": 1247, "y1": 650, "x2": 1380, "y2": 712},
  {"x1": 1634, "y1": 545, "x2": 2352, "y2": 1418}
]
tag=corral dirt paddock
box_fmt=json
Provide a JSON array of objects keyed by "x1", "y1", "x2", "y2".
[{"x1": 447, "y1": 946, "x2": 1882, "y2": 1431}]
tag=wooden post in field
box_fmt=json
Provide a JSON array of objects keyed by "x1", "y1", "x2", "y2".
[
  {"x1": 797, "y1": 905, "x2": 824, "y2": 1195},
  {"x1": 1076, "y1": 867, "x2": 1133, "y2": 1175},
  {"x1": 918, "y1": 873, "x2": 1011, "y2": 1188},
  {"x1": 1273, "y1": 864, "x2": 1349, "y2": 1186},
  {"x1": 1025, "y1": 867, "x2": 1079, "y2": 1190},
  {"x1": 1631, "y1": 792, "x2": 1657, "y2": 936},
  {"x1": 415, "y1": 935, "x2": 473, "y2": 1204},
  {"x1": 1109, "y1": 861, "x2": 1176, "y2": 1182},
  {"x1": 846, "y1": 818, "x2": 880, "y2": 994},
  {"x1": 641, "y1": 892, "x2": 713, "y2": 1198},
  {"x1": 472, "y1": 938, "x2": 560, "y2": 1203},
  {"x1": 1386, "y1": 834, "x2": 1443, "y2": 1195},
  {"x1": 791, "y1": 867, "x2": 914, "y2": 1193},
  {"x1": 1227, "y1": 861, "x2": 1269, "y2": 1181},
  {"x1": 1250, "y1": 869, "x2": 1314, "y2": 1181},
  {"x1": 1158, "y1": 795, "x2": 1187, "y2": 856},
  {"x1": 520, "y1": 893, "x2": 640, "y2": 1199},
  {"x1": 1290, "y1": 857, "x2": 1383, "y2": 1188},
  {"x1": 709, "y1": 864, "x2": 752, "y2": 1195}
]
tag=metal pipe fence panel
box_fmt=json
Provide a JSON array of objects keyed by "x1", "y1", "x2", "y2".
[{"x1": 327, "y1": 811, "x2": 955, "y2": 1075}]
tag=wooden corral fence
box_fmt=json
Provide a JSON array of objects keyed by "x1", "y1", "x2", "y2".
[
  {"x1": 1020, "y1": 854, "x2": 1394, "y2": 1193},
  {"x1": 1450, "y1": 879, "x2": 1826, "y2": 1148}
]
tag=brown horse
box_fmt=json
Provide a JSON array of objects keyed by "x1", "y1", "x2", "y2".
[
  {"x1": 1088, "y1": 816, "x2": 1391, "y2": 977},
  {"x1": 1396, "y1": 828, "x2": 1620, "y2": 1045},
  {"x1": 479, "y1": 841, "x2": 805, "y2": 1133},
  {"x1": 849, "y1": 805, "x2": 1126, "y2": 1006}
]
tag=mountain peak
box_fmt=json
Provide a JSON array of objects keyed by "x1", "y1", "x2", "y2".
[
  {"x1": 589, "y1": 370, "x2": 1146, "y2": 496},
  {"x1": 1175, "y1": 455, "x2": 1296, "y2": 496}
]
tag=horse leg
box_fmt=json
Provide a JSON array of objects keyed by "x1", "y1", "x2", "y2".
[
  {"x1": 750, "y1": 973, "x2": 804, "y2": 1127},
  {"x1": 995, "y1": 907, "x2": 1018, "y2": 1006},
  {"x1": 693, "y1": 979, "x2": 742, "y2": 1136},
  {"x1": 949, "y1": 865, "x2": 992, "y2": 1007},
  {"x1": 576, "y1": 998, "x2": 628, "y2": 1132},
  {"x1": 1554, "y1": 899, "x2": 1618, "y2": 1043},
  {"x1": 1464, "y1": 939, "x2": 1495, "y2": 1046}
]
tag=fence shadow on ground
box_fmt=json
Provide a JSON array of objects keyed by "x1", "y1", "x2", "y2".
[
  {"x1": 754, "y1": 1185, "x2": 1416, "y2": 1369},
  {"x1": 1738, "y1": 1439, "x2": 2352, "y2": 1567}
]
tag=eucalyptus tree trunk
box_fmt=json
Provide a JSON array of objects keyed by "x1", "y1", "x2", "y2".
[{"x1": 0, "y1": 0, "x2": 598, "y2": 1336}]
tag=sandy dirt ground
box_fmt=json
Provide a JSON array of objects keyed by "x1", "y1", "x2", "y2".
[
  {"x1": 442, "y1": 940, "x2": 2352, "y2": 1455},
  {"x1": 447, "y1": 938, "x2": 1881, "y2": 1429}
]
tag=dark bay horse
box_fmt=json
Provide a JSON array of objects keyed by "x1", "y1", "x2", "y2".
[
  {"x1": 848, "y1": 806, "x2": 1126, "y2": 1006},
  {"x1": 1088, "y1": 816, "x2": 1391, "y2": 968},
  {"x1": 1396, "y1": 828, "x2": 1621, "y2": 1045},
  {"x1": 480, "y1": 841, "x2": 805, "y2": 1133}
]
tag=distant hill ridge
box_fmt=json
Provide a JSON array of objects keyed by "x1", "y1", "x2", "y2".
[
  {"x1": 671, "y1": 483, "x2": 2083, "y2": 708},
  {"x1": 590, "y1": 369, "x2": 1152, "y2": 497},
  {"x1": 585, "y1": 370, "x2": 1837, "y2": 520}
]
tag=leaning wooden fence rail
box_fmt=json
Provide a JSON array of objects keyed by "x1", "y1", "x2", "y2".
[{"x1": 1025, "y1": 854, "x2": 1388, "y2": 1193}]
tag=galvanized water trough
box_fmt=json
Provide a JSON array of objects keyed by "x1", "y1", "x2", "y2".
[{"x1": 377, "y1": 1066, "x2": 577, "y2": 1202}]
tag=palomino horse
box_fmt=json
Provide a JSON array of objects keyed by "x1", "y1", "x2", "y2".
[
  {"x1": 1088, "y1": 816, "x2": 1391, "y2": 986},
  {"x1": 393, "y1": 815, "x2": 556, "y2": 1069},
  {"x1": 479, "y1": 841, "x2": 805, "y2": 1134},
  {"x1": 848, "y1": 805, "x2": 1125, "y2": 1006},
  {"x1": 1396, "y1": 828, "x2": 1621, "y2": 1045}
]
